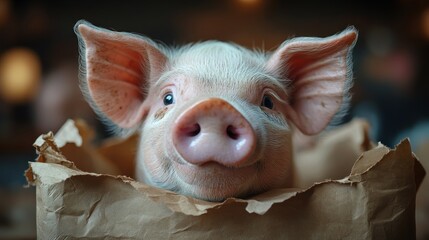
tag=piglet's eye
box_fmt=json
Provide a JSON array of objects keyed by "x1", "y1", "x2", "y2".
[
  {"x1": 163, "y1": 93, "x2": 174, "y2": 105},
  {"x1": 261, "y1": 95, "x2": 274, "y2": 109}
]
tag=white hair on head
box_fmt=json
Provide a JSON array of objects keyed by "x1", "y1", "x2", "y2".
[{"x1": 164, "y1": 41, "x2": 269, "y2": 88}]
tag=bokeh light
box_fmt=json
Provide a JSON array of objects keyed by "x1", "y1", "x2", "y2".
[
  {"x1": 0, "y1": 48, "x2": 41, "y2": 103},
  {"x1": 422, "y1": 8, "x2": 429, "y2": 40},
  {"x1": 0, "y1": 0, "x2": 10, "y2": 27},
  {"x1": 235, "y1": 0, "x2": 264, "y2": 11},
  {"x1": 237, "y1": 0, "x2": 260, "y2": 5}
]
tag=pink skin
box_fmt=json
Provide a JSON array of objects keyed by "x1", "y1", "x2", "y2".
[
  {"x1": 173, "y1": 98, "x2": 256, "y2": 167},
  {"x1": 75, "y1": 21, "x2": 357, "y2": 201},
  {"x1": 137, "y1": 75, "x2": 293, "y2": 200}
]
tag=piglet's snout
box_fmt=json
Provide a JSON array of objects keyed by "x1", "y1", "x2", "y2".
[{"x1": 173, "y1": 98, "x2": 256, "y2": 167}]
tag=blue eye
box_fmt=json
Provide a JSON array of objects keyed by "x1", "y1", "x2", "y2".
[
  {"x1": 261, "y1": 95, "x2": 274, "y2": 109},
  {"x1": 163, "y1": 93, "x2": 174, "y2": 105}
]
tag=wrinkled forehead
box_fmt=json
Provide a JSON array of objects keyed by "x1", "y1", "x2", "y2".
[{"x1": 160, "y1": 41, "x2": 284, "y2": 96}]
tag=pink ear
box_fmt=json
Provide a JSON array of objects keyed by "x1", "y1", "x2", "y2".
[
  {"x1": 266, "y1": 27, "x2": 357, "y2": 135},
  {"x1": 75, "y1": 21, "x2": 167, "y2": 129}
]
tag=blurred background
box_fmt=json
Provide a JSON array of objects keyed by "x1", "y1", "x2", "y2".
[{"x1": 1, "y1": 0, "x2": 429, "y2": 239}]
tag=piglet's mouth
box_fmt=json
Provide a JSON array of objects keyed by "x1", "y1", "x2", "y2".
[{"x1": 173, "y1": 160, "x2": 260, "y2": 187}]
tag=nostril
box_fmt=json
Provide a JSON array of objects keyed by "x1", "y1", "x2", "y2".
[
  {"x1": 226, "y1": 125, "x2": 239, "y2": 140},
  {"x1": 187, "y1": 124, "x2": 201, "y2": 137},
  {"x1": 173, "y1": 98, "x2": 257, "y2": 167}
]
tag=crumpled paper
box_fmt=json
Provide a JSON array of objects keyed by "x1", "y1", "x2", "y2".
[
  {"x1": 416, "y1": 140, "x2": 429, "y2": 240},
  {"x1": 293, "y1": 119, "x2": 373, "y2": 188},
  {"x1": 25, "y1": 119, "x2": 425, "y2": 239}
]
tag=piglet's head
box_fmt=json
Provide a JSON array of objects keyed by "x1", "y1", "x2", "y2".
[{"x1": 75, "y1": 20, "x2": 357, "y2": 201}]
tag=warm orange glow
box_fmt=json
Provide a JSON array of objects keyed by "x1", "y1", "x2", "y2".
[
  {"x1": 0, "y1": 48, "x2": 41, "y2": 103},
  {"x1": 0, "y1": 0, "x2": 10, "y2": 27},
  {"x1": 237, "y1": 0, "x2": 260, "y2": 5},
  {"x1": 422, "y1": 8, "x2": 429, "y2": 40},
  {"x1": 235, "y1": 0, "x2": 263, "y2": 9}
]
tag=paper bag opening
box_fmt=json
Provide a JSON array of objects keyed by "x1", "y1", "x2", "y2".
[{"x1": 25, "y1": 119, "x2": 425, "y2": 239}]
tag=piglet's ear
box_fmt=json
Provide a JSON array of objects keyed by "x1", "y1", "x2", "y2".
[
  {"x1": 266, "y1": 27, "x2": 357, "y2": 135},
  {"x1": 75, "y1": 20, "x2": 167, "y2": 129}
]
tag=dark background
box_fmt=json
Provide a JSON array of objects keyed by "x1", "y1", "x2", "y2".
[{"x1": 1, "y1": 0, "x2": 429, "y2": 238}]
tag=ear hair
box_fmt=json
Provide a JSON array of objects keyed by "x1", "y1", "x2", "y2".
[
  {"x1": 266, "y1": 27, "x2": 358, "y2": 135},
  {"x1": 325, "y1": 27, "x2": 357, "y2": 129},
  {"x1": 74, "y1": 20, "x2": 167, "y2": 137},
  {"x1": 74, "y1": 20, "x2": 128, "y2": 136}
]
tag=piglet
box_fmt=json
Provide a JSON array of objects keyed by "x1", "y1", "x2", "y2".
[{"x1": 75, "y1": 20, "x2": 357, "y2": 201}]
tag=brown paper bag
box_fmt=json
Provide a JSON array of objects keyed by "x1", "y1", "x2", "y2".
[
  {"x1": 293, "y1": 119, "x2": 373, "y2": 188},
  {"x1": 416, "y1": 140, "x2": 429, "y2": 240},
  {"x1": 26, "y1": 119, "x2": 425, "y2": 239}
]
